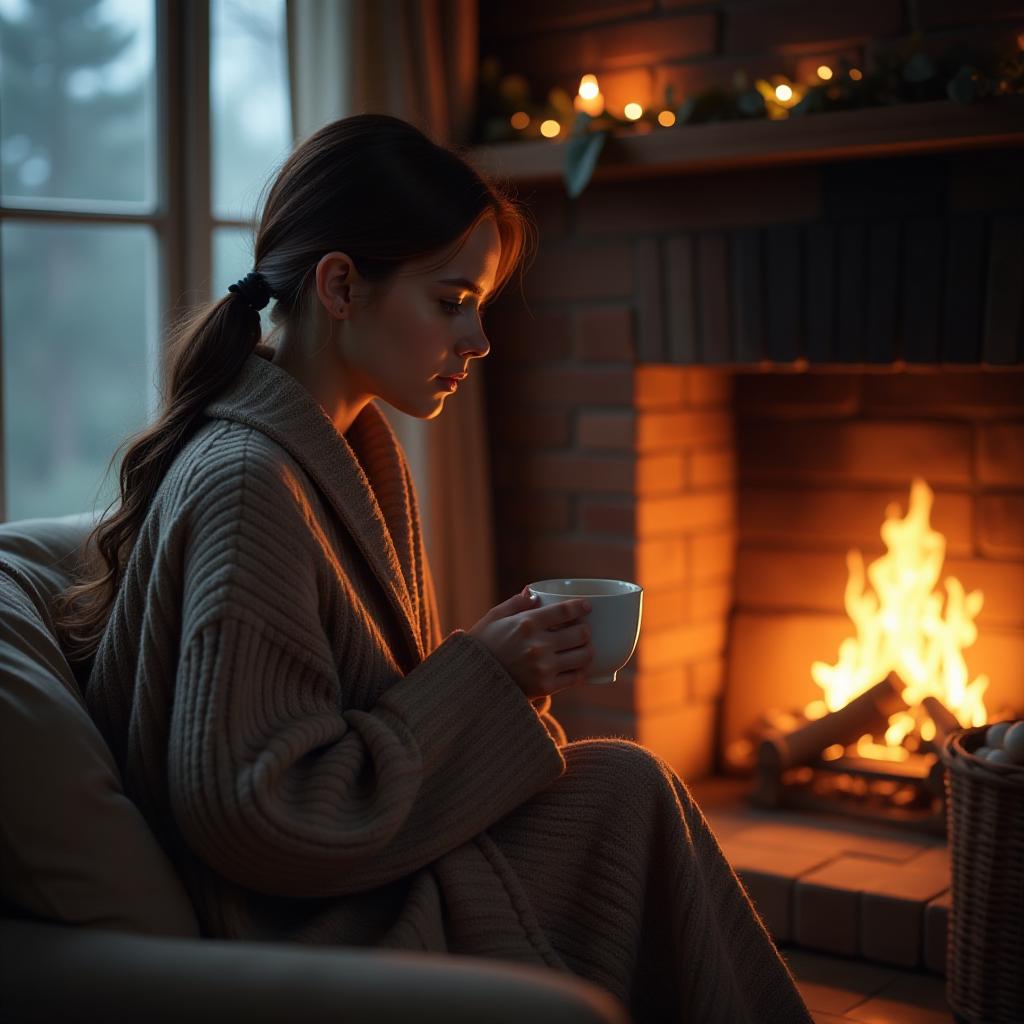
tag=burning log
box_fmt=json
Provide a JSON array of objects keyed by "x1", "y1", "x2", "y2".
[
  {"x1": 753, "y1": 673, "x2": 908, "y2": 807},
  {"x1": 758, "y1": 672, "x2": 908, "y2": 772},
  {"x1": 922, "y1": 694, "x2": 961, "y2": 747}
]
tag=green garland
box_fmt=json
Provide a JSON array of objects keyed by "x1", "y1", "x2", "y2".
[{"x1": 475, "y1": 37, "x2": 1024, "y2": 198}]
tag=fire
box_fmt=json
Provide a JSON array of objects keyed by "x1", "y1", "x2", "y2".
[{"x1": 810, "y1": 479, "x2": 989, "y2": 753}]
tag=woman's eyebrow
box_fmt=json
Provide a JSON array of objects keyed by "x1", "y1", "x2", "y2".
[{"x1": 436, "y1": 276, "x2": 484, "y2": 296}]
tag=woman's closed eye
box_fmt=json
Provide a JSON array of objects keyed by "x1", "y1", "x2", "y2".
[{"x1": 440, "y1": 298, "x2": 463, "y2": 315}]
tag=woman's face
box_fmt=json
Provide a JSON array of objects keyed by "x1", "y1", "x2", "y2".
[{"x1": 324, "y1": 215, "x2": 501, "y2": 422}]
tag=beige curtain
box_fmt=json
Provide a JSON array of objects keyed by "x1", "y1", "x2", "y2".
[{"x1": 285, "y1": 0, "x2": 497, "y2": 638}]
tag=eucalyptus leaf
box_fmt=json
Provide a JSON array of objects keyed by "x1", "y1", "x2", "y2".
[
  {"x1": 737, "y1": 90, "x2": 766, "y2": 117},
  {"x1": 903, "y1": 51, "x2": 935, "y2": 83},
  {"x1": 947, "y1": 67, "x2": 976, "y2": 103},
  {"x1": 564, "y1": 128, "x2": 607, "y2": 199}
]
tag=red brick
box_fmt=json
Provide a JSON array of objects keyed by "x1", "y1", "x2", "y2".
[
  {"x1": 500, "y1": 493, "x2": 573, "y2": 532},
  {"x1": 636, "y1": 700, "x2": 717, "y2": 780},
  {"x1": 745, "y1": 546, "x2": 1016, "y2": 627},
  {"x1": 635, "y1": 366, "x2": 688, "y2": 409},
  {"x1": 591, "y1": 67, "x2": 656, "y2": 121},
  {"x1": 557, "y1": 664, "x2": 688, "y2": 714},
  {"x1": 978, "y1": 494, "x2": 1024, "y2": 557},
  {"x1": 689, "y1": 580, "x2": 733, "y2": 622},
  {"x1": 525, "y1": 186, "x2": 569, "y2": 241},
  {"x1": 917, "y1": 0, "x2": 1024, "y2": 29},
  {"x1": 637, "y1": 538, "x2": 688, "y2": 588},
  {"x1": 717, "y1": 837, "x2": 837, "y2": 942},
  {"x1": 583, "y1": 11, "x2": 716, "y2": 68},
  {"x1": 641, "y1": 585, "x2": 688, "y2": 632},
  {"x1": 727, "y1": 0, "x2": 902, "y2": 55},
  {"x1": 685, "y1": 368, "x2": 734, "y2": 408},
  {"x1": 795, "y1": 856, "x2": 882, "y2": 957},
  {"x1": 735, "y1": 546, "x2": 855, "y2": 614},
  {"x1": 576, "y1": 167, "x2": 821, "y2": 235},
  {"x1": 482, "y1": 0, "x2": 653, "y2": 34},
  {"x1": 579, "y1": 497, "x2": 635, "y2": 535},
  {"x1": 655, "y1": 55, "x2": 794, "y2": 103},
  {"x1": 496, "y1": 451, "x2": 634, "y2": 493},
  {"x1": 484, "y1": 306, "x2": 571, "y2": 363},
  {"x1": 638, "y1": 490, "x2": 734, "y2": 537},
  {"x1": 738, "y1": 486, "x2": 974, "y2": 556},
  {"x1": 735, "y1": 372, "x2": 861, "y2": 418},
  {"x1": 499, "y1": 365, "x2": 634, "y2": 407},
  {"x1": 491, "y1": 12, "x2": 714, "y2": 79},
  {"x1": 739, "y1": 420, "x2": 974, "y2": 486},
  {"x1": 492, "y1": 409, "x2": 571, "y2": 446},
  {"x1": 578, "y1": 410, "x2": 634, "y2": 450},
  {"x1": 524, "y1": 242, "x2": 634, "y2": 302},
  {"x1": 636, "y1": 453, "x2": 686, "y2": 495},
  {"x1": 690, "y1": 656, "x2": 726, "y2": 700},
  {"x1": 689, "y1": 447, "x2": 735, "y2": 488},
  {"x1": 860, "y1": 865, "x2": 950, "y2": 969},
  {"x1": 518, "y1": 535, "x2": 635, "y2": 581},
  {"x1": 978, "y1": 421, "x2": 1024, "y2": 485},
  {"x1": 690, "y1": 530, "x2": 736, "y2": 581},
  {"x1": 552, "y1": 704, "x2": 638, "y2": 742},
  {"x1": 860, "y1": 371, "x2": 1024, "y2": 418},
  {"x1": 575, "y1": 306, "x2": 636, "y2": 362},
  {"x1": 637, "y1": 409, "x2": 734, "y2": 450},
  {"x1": 638, "y1": 619, "x2": 727, "y2": 670},
  {"x1": 945, "y1": 557, "x2": 1024, "y2": 628}
]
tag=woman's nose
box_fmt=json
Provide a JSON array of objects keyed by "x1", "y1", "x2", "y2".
[{"x1": 458, "y1": 329, "x2": 490, "y2": 361}]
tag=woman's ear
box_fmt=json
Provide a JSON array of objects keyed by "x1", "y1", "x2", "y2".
[{"x1": 315, "y1": 251, "x2": 355, "y2": 320}]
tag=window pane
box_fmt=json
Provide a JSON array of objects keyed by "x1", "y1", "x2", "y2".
[
  {"x1": 0, "y1": 0, "x2": 157, "y2": 208},
  {"x1": 211, "y1": 0, "x2": 291, "y2": 222},
  {"x1": 1, "y1": 221, "x2": 158, "y2": 521},
  {"x1": 212, "y1": 225, "x2": 275, "y2": 337}
]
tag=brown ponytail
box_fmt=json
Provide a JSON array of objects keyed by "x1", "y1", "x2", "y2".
[{"x1": 52, "y1": 112, "x2": 533, "y2": 671}]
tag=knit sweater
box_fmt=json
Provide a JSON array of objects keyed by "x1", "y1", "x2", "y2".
[{"x1": 85, "y1": 350, "x2": 811, "y2": 1022}]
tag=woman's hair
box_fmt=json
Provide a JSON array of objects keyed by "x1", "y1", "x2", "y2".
[{"x1": 52, "y1": 112, "x2": 535, "y2": 671}]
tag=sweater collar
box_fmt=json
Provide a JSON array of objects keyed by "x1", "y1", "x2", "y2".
[{"x1": 203, "y1": 350, "x2": 426, "y2": 667}]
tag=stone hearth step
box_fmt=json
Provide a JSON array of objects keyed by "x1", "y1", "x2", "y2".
[{"x1": 689, "y1": 776, "x2": 950, "y2": 974}]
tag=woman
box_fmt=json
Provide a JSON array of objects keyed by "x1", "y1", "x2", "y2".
[{"x1": 56, "y1": 114, "x2": 811, "y2": 1023}]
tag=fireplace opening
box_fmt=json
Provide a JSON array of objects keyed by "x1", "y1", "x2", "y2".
[{"x1": 720, "y1": 368, "x2": 1023, "y2": 831}]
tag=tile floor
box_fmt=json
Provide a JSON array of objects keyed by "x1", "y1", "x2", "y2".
[{"x1": 783, "y1": 947, "x2": 954, "y2": 1023}]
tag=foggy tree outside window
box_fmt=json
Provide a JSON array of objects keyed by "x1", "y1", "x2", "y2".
[{"x1": 0, "y1": 0, "x2": 290, "y2": 522}]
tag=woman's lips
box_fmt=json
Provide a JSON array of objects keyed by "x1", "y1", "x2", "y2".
[{"x1": 435, "y1": 376, "x2": 458, "y2": 392}]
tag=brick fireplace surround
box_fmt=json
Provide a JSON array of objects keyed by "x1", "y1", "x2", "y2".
[
  {"x1": 469, "y1": 8, "x2": 1024, "y2": 1005},
  {"x1": 475, "y1": 1, "x2": 1024, "y2": 785}
]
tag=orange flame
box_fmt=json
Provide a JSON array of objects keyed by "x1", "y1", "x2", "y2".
[{"x1": 810, "y1": 479, "x2": 989, "y2": 749}]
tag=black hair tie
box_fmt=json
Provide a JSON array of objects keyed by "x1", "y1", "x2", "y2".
[{"x1": 228, "y1": 270, "x2": 272, "y2": 311}]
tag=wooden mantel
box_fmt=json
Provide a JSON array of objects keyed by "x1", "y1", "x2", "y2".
[{"x1": 468, "y1": 98, "x2": 1024, "y2": 185}]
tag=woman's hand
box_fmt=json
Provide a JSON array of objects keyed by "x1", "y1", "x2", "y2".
[{"x1": 467, "y1": 590, "x2": 593, "y2": 701}]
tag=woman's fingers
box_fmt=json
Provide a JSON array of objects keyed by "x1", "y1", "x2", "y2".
[
  {"x1": 551, "y1": 621, "x2": 590, "y2": 653},
  {"x1": 534, "y1": 598, "x2": 591, "y2": 628}
]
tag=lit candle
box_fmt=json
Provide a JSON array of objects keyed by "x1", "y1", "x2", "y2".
[{"x1": 573, "y1": 73, "x2": 605, "y2": 116}]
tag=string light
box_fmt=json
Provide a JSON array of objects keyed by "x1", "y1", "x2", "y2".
[
  {"x1": 510, "y1": 111, "x2": 529, "y2": 130},
  {"x1": 579, "y1": 74, "x2": 599, "y2": 99},
  {"x1": 775, "y1": 83, "x2": 793, "y2": 101},
  {"x1": 540, "y1": 119, "x2": 561, "y2": 138},
  {"x1": 657, "y1": 110, "x2": 676, "y2": 126},
  {"x1": 850, "y1": 68, "x2": 863, "y2": 80},
  {"x1": 817, "y1": 65, "x2": 833, "y2": 81},
  {"x1": 623, "y1": 102, "x2": 643, "y2": 120}
]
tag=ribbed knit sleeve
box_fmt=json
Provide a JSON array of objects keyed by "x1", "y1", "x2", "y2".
[{"x1": 168, "y1": 437, "x2": 566, "y2": 898}]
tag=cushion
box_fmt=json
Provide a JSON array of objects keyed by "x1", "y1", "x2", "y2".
[{"x1": 0, "y1": 513, "x2": 199, "y2": 937}]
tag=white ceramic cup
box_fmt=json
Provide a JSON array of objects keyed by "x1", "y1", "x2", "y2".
[{"x1": 526, "y1": 578, "x2": 643, "y2": 684}]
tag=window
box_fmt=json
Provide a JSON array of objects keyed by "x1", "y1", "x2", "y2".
[{"x1": 0, "y1": 0, "x2": 290, "y2": 522}]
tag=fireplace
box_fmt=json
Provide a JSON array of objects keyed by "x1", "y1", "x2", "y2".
[{"x1": 475, "y1": 170, "x2": 1024, "y2": 803}]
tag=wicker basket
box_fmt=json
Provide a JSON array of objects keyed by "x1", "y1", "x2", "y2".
[{"x1": 941, "y1": 725, "x2": 1024, "y2": 1024}]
